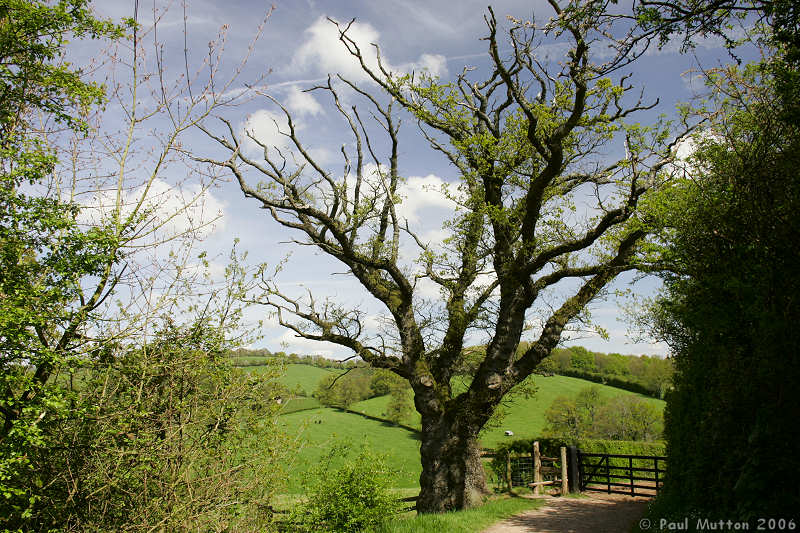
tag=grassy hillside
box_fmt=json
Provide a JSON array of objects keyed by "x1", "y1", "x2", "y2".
[
  {"x1": 276, "y1": 407, "x2": 421, "y2": 492},
  {"x1": 245, "y1": 363, "x2": 666, "y2": 491},
  {"x1": 349, "y1": 374, "x2": 665, "y2": 448},
  {"x1": 250, "y1": 363, "x2": 343, "y2": 396},
  {"x1": 477, "y1": 374, "x2": 664, "y2": 448}
]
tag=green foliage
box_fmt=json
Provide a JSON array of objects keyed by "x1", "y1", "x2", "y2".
[
  {"x1": 542, "y1": 347, "x2": 673, "y2": 398},
  {"x1": 645, "y1": 62, "x2": 800, "y2": 521},
  {"x1": 291, "y1": 444, "x2": 401, "y2": 532},
  {"x1": 593, "y1": 352, "x2": 630, "y2": 376},
  {"x1": 593, "y1": 396, "x2": 664, "y2": 441},
  {"x1": 543, "y1": 395, "x2": 585, "y2": 441},
  {"x1": 492, "y1": 436, "x2": 665, "y2": 461},
  {"x1": 313, "y1": 368, "x2": 378, "y2": 409},
  {"x1": 385, "y1": 387, "x2": 413, "y2": 426},
  {"x1": 1, "y1": 320, "x2": 290, "y2": 531},
  {"x1": 543, "y1": 386, "x2": 663, "y2": 441},
  {"x1": 0, "y1": 0, "x2": 126, "y2": 135},
  {"x1": 370, "y1": 369, "x2": 407, "y2": 397},
  {"x1": 314, "y1": 372, "x2": 368, "y2": 409},
  {"x1": 0, "y1": 1, "x2": 126, "y2": 523},
  {"x1": 569, "y1": 346, "x2": 596, "y2": 372}
]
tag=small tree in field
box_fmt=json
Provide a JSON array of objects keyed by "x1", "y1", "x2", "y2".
[
  {"x1": 385, "y1": 386, "x2": 413, "y2": 426},
  {"x1": 198, "y1": 1, "x2": 691, "y2": 512}
]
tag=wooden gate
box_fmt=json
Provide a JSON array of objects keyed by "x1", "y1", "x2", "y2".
[{"x1": 578, "y1": 451, "x2": 665, "y2": 497}]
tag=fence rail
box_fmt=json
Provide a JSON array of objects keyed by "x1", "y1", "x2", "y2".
[
  {"x1": 578, "y1": 451, "x2": 665, "y2": 497},
  {"x1": 486, "y1": 445, "x2": 664, "y2": 498}
]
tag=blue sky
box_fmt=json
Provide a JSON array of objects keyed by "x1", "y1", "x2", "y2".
[{"x1": 78, "y1": 1, "x2": 752, "y2": 358}]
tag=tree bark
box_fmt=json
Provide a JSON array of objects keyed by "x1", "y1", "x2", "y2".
[{"x1": 417, "y1": 412, "x2": 489, "y2": 513}]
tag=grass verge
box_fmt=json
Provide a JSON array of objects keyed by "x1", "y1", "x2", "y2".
[{"x1": 378, "y1": 495, "x2": 543, "y2": 533}]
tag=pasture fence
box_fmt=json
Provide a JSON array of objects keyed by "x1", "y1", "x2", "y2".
[{"x1": 485, "y1": 442, "x2": 665, "y2": 498}]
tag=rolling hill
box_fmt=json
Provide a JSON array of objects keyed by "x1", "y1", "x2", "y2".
[
  {"x1": 247, "y1": 362, "x2": 666, "y2": 490},
  {"x1": 348, "y1": 374, "x2": 664, "y2": 448}
]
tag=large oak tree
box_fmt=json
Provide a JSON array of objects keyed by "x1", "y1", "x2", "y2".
[{"x1": 199, "y1": 1, "x2": 690, "y2": 512}]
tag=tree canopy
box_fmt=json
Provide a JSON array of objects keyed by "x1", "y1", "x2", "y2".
[{"x1": 199, "y1": 0, "x2": 691, "y2": 512}]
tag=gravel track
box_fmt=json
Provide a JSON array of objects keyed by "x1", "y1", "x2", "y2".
[{"x1": 482, "y1": 493, "x2": 650, "y2": 533}]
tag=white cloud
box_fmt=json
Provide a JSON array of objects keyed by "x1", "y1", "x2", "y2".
[
  {"x1": 306, "y1": 147, "x2": 335, "y2": 165},
  {"x1": 395, "y1": 174, "x2": 460, "y2": 224},
  {"x1": 293, "y1": 17, "x2": 381, "y2": 82},
  {"x1": 669, "y1": 129, "x2": 720, "y2": 177},
  {"x1": 407, "y1": 53, "x2": 448, "y2": 78},
  {"x1": 77, "y1": 178, "x2": 226, "y2": 242},
  {"x1": 291, "y1": 16, "x2": 447, "y2": 82},
  {"x1": 272, "y1": 329, "x2": 340, "y2": 358},
  {"x1": 286, "y1": 85, "x2": 324, "y2": 116},
  {"x1": 240, "y1": 108, "x2": 294, "y2": 156}
]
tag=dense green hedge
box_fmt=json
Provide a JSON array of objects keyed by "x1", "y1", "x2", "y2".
[
  {"x1": 490, "y1": 437, "x2": 665, "y2": 458},
  {"x1": 579, "y1": 438, "x2": 665, "y2": 456}
]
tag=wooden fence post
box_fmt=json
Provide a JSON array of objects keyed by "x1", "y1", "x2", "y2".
[
  {"x1": 568, "y1": 446, "x2": 580, "y2": 493},
  {"x1": 506, "y1": 452, "x2": 512, "y2": 493},
  {"x1": 655, "y1": 457, "x2": 660, "y2": 491},
  {"x1": 533, "y1": 441, "x2": 542, "y2": 496},
  {"x1": 560, "y1": 446, "x2": 568, "y2": 495},
  {"x1": 629, "y1": 456, "x2": 635, "y2": 496}
]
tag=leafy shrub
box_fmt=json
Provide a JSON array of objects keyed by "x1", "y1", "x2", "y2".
[
  {"x1": 2, "y1": 320, "x2": 290, "y2": 532},
  {"x1": 593, "y1": 396, "x2": 663, "y2": 441},
  {"x1": 369, "y1": 370, "x2": 407, "y2": 398},
  {"x1": 543, "y1": 386, "x2": 663, "y2": 441},
  {"x1": 292, "y1": 444, "x2": 401, "y2": 532},
  {"x1": 313, "y1": 370, "x2": 373, "y2": 409},
  {"x1": 385, "y1": 388, "x2": 413, "y2": 425}
]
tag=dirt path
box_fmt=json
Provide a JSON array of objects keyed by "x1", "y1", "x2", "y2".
[{"x1": 482, "y1": 493, "x2": 650, "y2": 533}]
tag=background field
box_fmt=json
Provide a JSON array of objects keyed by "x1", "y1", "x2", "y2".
[
  {"x1": 266, "y1": 363, "x2": 344, "y2": 395},
  {"x1": 249, "y1": 363, "x2": 666, "y2": 491},
  {"x1": 276, "y1": 407, "x2": 421, "y2": 493},
  {"x1": 348, "y1": 374, "x2": 664, "y2": 448}
]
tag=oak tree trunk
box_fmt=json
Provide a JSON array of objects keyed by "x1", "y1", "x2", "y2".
[{"x1": 416, "y1": 413, "x2": 489, "y2": 513}]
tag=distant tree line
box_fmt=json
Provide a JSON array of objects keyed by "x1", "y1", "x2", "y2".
[
  {"x1": 231, "y1": 346, "x2": 672, "y2": 402},
  {"x1": 228, "y1": 348, "x2": 366, "y2": 370}
]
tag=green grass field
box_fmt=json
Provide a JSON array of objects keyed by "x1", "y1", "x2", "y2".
[
  {"x1": 379, "y1": 495, "x2": 543, "y2": 532},
  {"x1": 276, "y1": 407, "x2": 422, "y2": 493},
  {"x1": 246, "y1": 363, "x2": 666, "y2": 492},
  {"x1": 349, "y1": 374, "x2": 664, "y2": 448},
  {"x1": 250, "y1": 363, "x2": 343, "y2": 396}
]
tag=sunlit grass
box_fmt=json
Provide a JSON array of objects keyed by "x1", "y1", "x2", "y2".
[
  {"x1": 349, "y1": 374, "x2": 665, "y2": 448},
  {"x1": 378, "y1": 496, "x2": 542, "y2": 533},
  {"x1": 275, "y1": 407, "x2": 421, "y2": 492}
]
